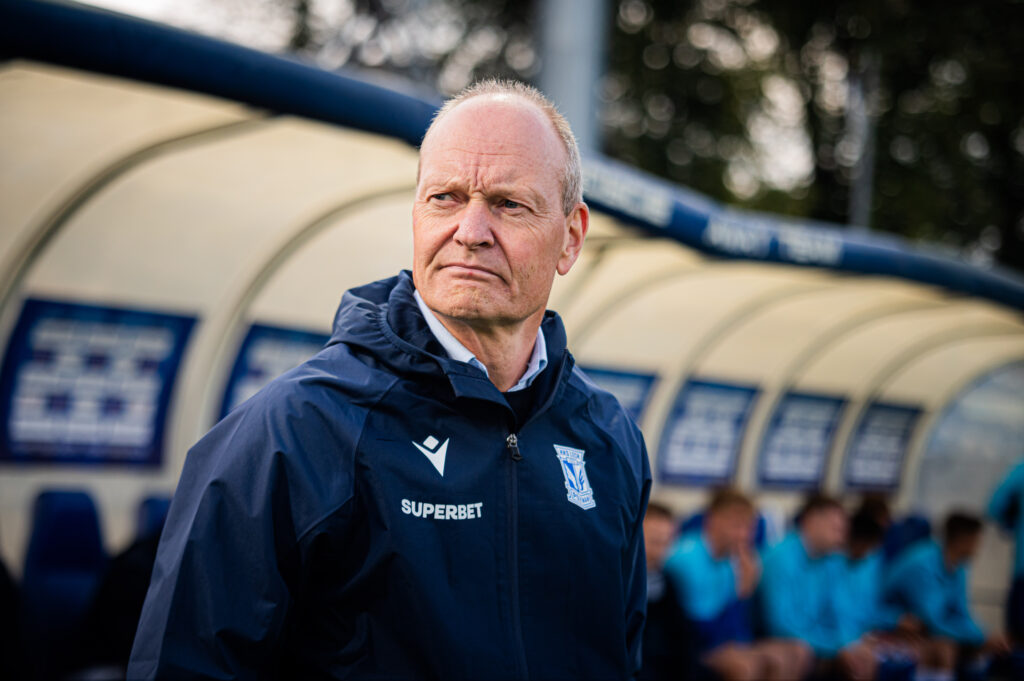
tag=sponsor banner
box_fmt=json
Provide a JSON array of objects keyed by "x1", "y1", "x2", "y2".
[
  {"x1": 578, "y1": 365, "x2": 657, "y2": 424},
  {"x1": 759, "y1": 392, "x2": 845, "y2": 488},
  {"x1": 844, "y1": 402, "x2": 922, "y2": 490},
  {"x1": 0, "y1": 299, "x2": 195, "y2": 466},
  {"x1": 220, "y1": 323, "x2": 329, "y2": 417},
  {"x1": 657, "y1": 379, "x2": 758, "y2": 485}
]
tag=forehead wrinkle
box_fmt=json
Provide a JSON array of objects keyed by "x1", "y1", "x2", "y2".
[
  {"x1": 418, "y1": 106, "x2": 563, "y2": 206},
  {"x1": 422, "y1": 149, "x2": 556, "y2": 193}
]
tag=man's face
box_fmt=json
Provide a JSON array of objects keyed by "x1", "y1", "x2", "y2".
[
  {"x1": 643, "y1": 513, "x2": 676, "y2": 570},
  {"x1": 802, "y1": 507, "x2": 848, "y2": 556},
  {"x1": 945, "y1": 533, "x2": 981, "y2": 568},
  {"x1": 705, "y1": 504, "x2": 755, "y2": 556},
  {"x1": 412, "y1": 96, "x2": 587, "y2": 328}
]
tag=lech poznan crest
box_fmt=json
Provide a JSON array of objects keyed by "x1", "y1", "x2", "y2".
[{"x1": 554, "y1": 445, "x2": 596, "y2": 510}]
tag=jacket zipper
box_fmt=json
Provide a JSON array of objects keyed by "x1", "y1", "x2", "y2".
[
  {"x1": 505, "y1": 432, "x2": 528, "y2": 678},
  {"x1": 506, "y1": 433, "x2": 522, "y2": 461}
]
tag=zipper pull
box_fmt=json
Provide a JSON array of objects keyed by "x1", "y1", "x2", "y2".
[{"x1": 506, "y1": 433, "x2": 522, "y2": 461}]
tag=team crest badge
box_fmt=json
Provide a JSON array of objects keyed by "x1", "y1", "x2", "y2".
[{"x1": 554, "y1": 444, "x2": 596, "y2": 510}]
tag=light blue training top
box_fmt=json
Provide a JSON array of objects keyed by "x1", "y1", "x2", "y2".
[
  {"x1": 760, "y1": 531, "x2": 859, "y2": 657},
  {"x1": 663, "y1": 531, "x2": 737, "y2": 622},
  {"x1": 841, "y1": 549, "x2": 902, "y2": 637},
  {"x1": 882, "y1": 540, "x2": 985, "y2": 645}
]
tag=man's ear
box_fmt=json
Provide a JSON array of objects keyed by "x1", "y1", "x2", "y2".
[{"x1": 556, "y1": 202, "x2": 589, "y2": 276}]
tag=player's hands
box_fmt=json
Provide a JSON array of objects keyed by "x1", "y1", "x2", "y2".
[
  {"x1": 982, "y1": 632, "x2": 1011, "y2": 655},
  {"x1": 895, "y1": 614, "x2": 924, "y2": 636},
  {"x1": 735, "y1": 544, "x2": 761, "y2": 598}
]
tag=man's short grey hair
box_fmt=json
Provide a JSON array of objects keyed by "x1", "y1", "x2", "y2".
[{"x1": 421, "y1": 79, "x2": 583, "y2": 216}]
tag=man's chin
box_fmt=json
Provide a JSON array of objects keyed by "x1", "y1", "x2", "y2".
[{"x1": 431, "y1": 299, "x2": 498, "y2": 323}]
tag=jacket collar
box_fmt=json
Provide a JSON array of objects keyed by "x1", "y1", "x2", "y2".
[{"x1": 328, "y1": 271, "x2": 570, "y2": 408}]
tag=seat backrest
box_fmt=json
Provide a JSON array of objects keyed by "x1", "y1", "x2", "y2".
[
  {"x1": 678, "y1": 512, "x2": 704, "y2": 537},
  {"x1": 136, "y1": 494, "x2": 172, "y2": 540},
  {"x1": 883, "y1": 515, "x2": 932, "y2": 562},
  {"x1": 24, "y1": 489, "x2": 106, "y2": 575},
  {"x1": 20, "y1": 489, "x2": 108, "y2": 656}
]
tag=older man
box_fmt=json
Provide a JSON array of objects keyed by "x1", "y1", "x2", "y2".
[{"x1": 128, "y1": 80, "x2": 651, "y2": 680}]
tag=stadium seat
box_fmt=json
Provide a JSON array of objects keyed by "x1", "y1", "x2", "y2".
[
  {"x1": 20, "y1": 489, "x2": 108, "y2": 671},
  {"x1": 136, "y1": 494, "x2": 172, "y2": 540},
  {"x1": 882, "y1": 514, "x2": 931, "y2": 562}
]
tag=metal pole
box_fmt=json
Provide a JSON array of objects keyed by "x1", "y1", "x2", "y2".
[
  {"x1": 537, "y1": 0, "x2": 608, "y2": 152},
  {"x1": 846, "y1": 51, "x2": 879, "y2": 231}
]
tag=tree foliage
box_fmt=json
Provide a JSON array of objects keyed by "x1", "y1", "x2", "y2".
[
  {"x1": 603, "y1": 0, "x2": 1024, "y2": 272},
  {"x1": 138, "y1": 0, "x2": 1024, "y2": 272}
]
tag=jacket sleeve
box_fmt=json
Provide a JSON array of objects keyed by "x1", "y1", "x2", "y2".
[
  {"x1": 624, "y1": 439, "x2": 652, "y2": 678},
  {"x1": 988, "y1": 461, "x2": 1024, "y2": 531},
  {"x1": 127, "y1": 393, "x2": 350, "y2": 680},
  {"x1": 896, "y1": 560, "x2": 985, "y2": 644}
]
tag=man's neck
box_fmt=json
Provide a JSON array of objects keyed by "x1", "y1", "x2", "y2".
[
  {"x1": 414, "y1": 290, "x2": 543, "y2": 392},
  {"x1": 797, "y1": 531, "x2": 823, "y2": 559},
  {"x1": 440, "y1": 313, "x2": 542, "y2": 392}
]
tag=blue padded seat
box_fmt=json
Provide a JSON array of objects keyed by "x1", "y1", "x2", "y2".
[
  {"x1": 136, "y1": 494, "x2": 172, "y2": 540},
  {"x1": 20, "y1": 489, "x2": 108, "y2": 656},
  {"x1": 882, "y1": 514, "x2": 931, "y2": 562}
]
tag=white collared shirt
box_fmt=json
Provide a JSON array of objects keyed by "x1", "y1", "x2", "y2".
[{"x1": 414, "y1": 290, "x2": 547, "y2": 393}]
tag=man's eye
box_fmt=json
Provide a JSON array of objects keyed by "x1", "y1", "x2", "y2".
[
  {"x1": 502, "y1": 199, "x2": 522, "y2": 209},
  {"x1": 431, "y1": 193, "x2": 452, "y2": 202}
]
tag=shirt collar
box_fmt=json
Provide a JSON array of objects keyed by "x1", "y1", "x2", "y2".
[{"x1": 414, "y1": 289, "x2": 547, "y2": 393}]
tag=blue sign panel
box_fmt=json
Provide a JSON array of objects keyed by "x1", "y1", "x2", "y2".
[
  {"x1": 657, "y1": 379, "x2": 758, "y2": 485},
  {"x1": 758, "y1": 392, "x2": 846, "y2": 488},
  {"x1": 0, "y1": 299, "x2": 195, "y2": 466},
  {"x1": 578, "y1": 366, "x2": 657, "y2": 424},
  {"x1": 844, "y1": 402, "x2": 922, "y2": 490},
  {"x1": 220, "y1": 323, "x2": 329, "y2": 417}
]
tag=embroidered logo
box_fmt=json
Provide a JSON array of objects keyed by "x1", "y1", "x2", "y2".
[
  {"x1": 554, "y1": 444, "x2": 596, "y2": 510},
  {"x1": 412, "y1": 435, "x2": 448, "y2": 477}
]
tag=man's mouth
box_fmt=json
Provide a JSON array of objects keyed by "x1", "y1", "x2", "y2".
[{"x1": 441, "y1": 263, "x2": 500, "y2": 279}]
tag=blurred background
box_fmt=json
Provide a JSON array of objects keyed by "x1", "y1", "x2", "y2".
[
  {"x1": 84, "y1": 0, "x2": 1024, "y2": 270},
  {"x1": 1, "y1": 0, "x2": 1023, "y2": 678}
]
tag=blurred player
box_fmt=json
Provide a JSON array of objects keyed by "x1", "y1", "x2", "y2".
[
  {"x1": 761, "y1": 494, "x2": 877, "y2": 680},
  {"x1": 665, "y1": 489, "x2": 811, "y2": 681},
  {"x1": 640, "y1": 501, "x2": 687, "y2": 680},
  {"x1": 884, "y1": 512, "x2": 1010, "y2": 679}
]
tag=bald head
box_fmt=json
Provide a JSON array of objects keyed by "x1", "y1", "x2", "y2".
[
  {"x1": 410, "y1": 80, "x2": 589, "y2": 339},
  {"x1": 419, "y1": 79, "x2": 583, "y2": 215}
]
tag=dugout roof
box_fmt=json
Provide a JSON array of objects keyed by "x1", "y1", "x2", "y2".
[{"x1": 1, "y1": 0, "x2": 1022, "y2": 531}]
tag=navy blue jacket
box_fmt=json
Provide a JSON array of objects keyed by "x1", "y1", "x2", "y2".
[{"x1": 128, "y1": 272, "x2": 651, "y2": 680}]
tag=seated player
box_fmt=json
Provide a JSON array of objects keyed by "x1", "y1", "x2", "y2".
[
  {"x1": 664, "y1": 488, "x2": 811, "y2": 681},
  {"x1": 760, "y1": 494, "x2": 877, "y2": 680},
  {"x1": 844, "y1": 505, "x2": 941, "y2": 677},
  {"x1": 883, "y1": 512, "x2": 1011, "y2": 678},
  {"x1": 845, "y1": 507, "x2": 902, "y2": 637},
  {"x1": 640, "y1": 501, "x2": 687, "y2": 680}
]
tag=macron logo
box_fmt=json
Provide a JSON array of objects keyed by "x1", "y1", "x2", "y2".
[{"x1": 412, "y1": 435, "x2": 449, "y2": 477}]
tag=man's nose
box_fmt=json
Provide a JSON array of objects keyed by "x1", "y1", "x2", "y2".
[{"x1": 453, "y1": 199, "x2": 495, "y2": 249}]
